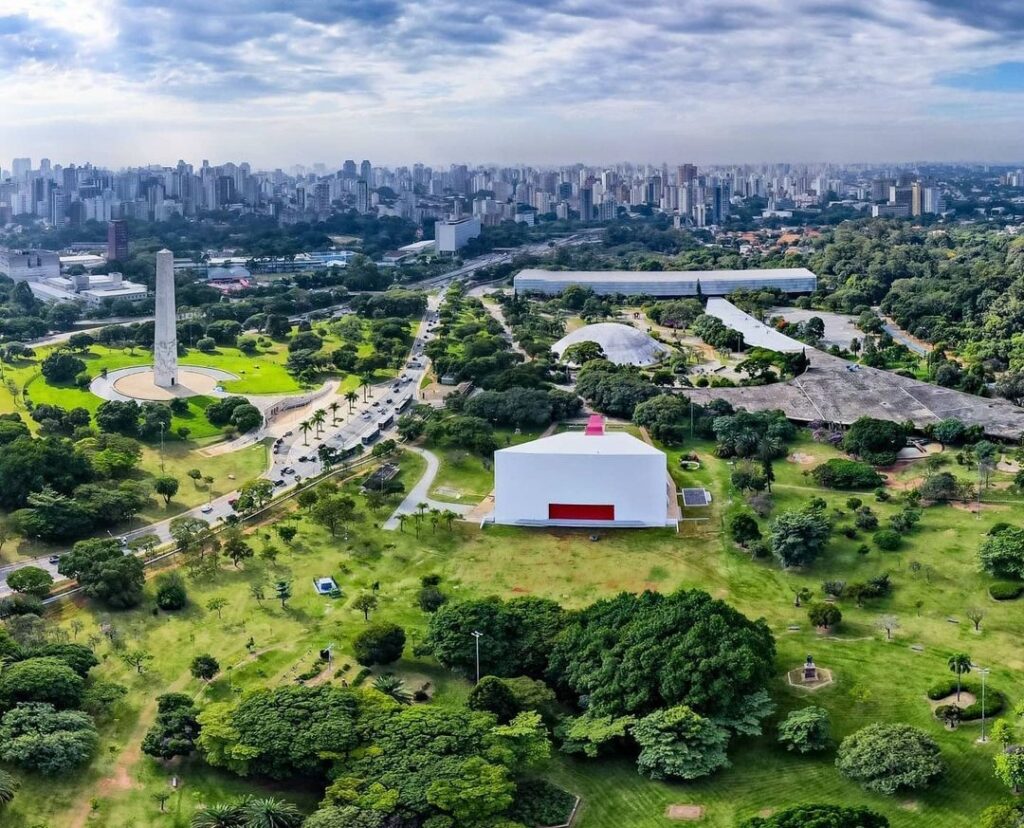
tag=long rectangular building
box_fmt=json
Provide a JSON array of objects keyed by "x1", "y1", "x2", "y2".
[{"x1": 513, "y1": 267, "x2": 817, "y2": 297}]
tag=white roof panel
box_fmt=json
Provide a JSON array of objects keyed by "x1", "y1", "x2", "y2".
[{"x1": 498, "y1": 431, "x2": 664, "y2": 457}]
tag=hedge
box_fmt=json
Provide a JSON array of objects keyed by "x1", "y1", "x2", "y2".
[
  {"x1": 927, "y1": 679, "x2": 1005, "y2": 720},
  {"x1": 811, "y1": 459, "x2": 885, "y2": 490},
  {"x1": 990, "y1": 581, "x2": 1024, "y2": 601},
  {"x1": 509, "y1": 779, "x2": 577, "y2": 827}
]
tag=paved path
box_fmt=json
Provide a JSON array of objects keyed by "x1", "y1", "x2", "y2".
[{"x1": 382, "y1": 445, "x2": 474, "y2": 530}]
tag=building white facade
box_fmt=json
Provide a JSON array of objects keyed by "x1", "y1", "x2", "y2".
[
  {"x1": 513, "y1": 267, "x2": 817, "y2": 297},
  {"x1": 435, "y1": 216, "x2": 481, "y2": 253},
  {"x1": 493, "y1": 421, "x2": 673, "y2": 528},
  {"x1": 0, "y1": 248, "x2": 61, "y2": 282}
]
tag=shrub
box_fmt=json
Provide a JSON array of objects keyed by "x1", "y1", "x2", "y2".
[
  {"x1": 807, "y1": 603, "x2": 841, "y2": 629},
  {"x1": 926, "y1": 680, "x2": 1006, "y2": 719},
  {"x1": 508, "y1": 780, "x2": 576, "y2": 827},
  {"x1": 417, "y1": 585, "x2": 447, "y2": 613},
  {"x1": 873, "y1": 529, "x2": 901, "y2": 551},
  {"x1": 836, "y1": 723, "x2": 944, "y2": 794},
  {"x1": 846, "y1": 497, "x2": 863, "y2": 510},
  {"x1": 854, "y1": 507, "x2": 879, "y2": 531},
  {"x1": 812, "y1": 459, "x2": 884, "y2": 490},
  {"x1": 740, "y1": 804, "x2": 889, "y2": 828},
  {"x1": 155, "y1": 572, "x2": 188, "y2": 611},
  {"x1": 990, "y1": 581, "x2": 1024, "y2": 601},
  {"x1": 353, "y1": 623, "x2": 406, "y2": 666},
  {"x1": 777, "y1": 706, "x2": 831, "y2": 753},
  {"x1": 821, "y1": 580, "x2": 846, "y2": 598}
]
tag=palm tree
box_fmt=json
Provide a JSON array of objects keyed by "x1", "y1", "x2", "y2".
[
  {"x1": 756, "y1": 435, "x2": 781, "y2": 493},
  {"x1": 947, "y1": 652, "x2": 972, "y2": 702},
  {"x1": 0, "y1": 768, "x2": 19, "y2": 807},
  {"x1": 312, "y1": 408, "x2": 326, "y2": 436},
  {"x1": 360, "y1": 374, "x2": 374, "y2": 402},
  {"x1": 299, "y1": 420, "x2": 312, "y2": 446},
  {"x1": 345, "y1": 390, "x2": 358, "y2": 414},
  {"x1": 417, "y1": 501, "x2": 429, "y2": 519},
  {"x1": 190, "y1": 803, "x2": 245, "y2": 828},
  {"x1": 429, "y1": 508, "x2": 441, "y2": 534},
  {"x1": 442, "y1": 509, "x2": 458, "y2": 531},
  {"x1": 239, "y1": 796, "x2": 303, "y2": 828},
  {"x1": 397, "y1": 513, "x2": 408, "y2": 533},
  {"x1": 373, "y1": 674, "x2": 412, "y2": 704},
  {"x1": 329, "y1": 401, "x2": 341, "y2": 424}
]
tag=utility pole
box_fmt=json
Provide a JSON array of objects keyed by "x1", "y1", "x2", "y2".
[
  {"x1": 159, "y1": 422, "x2": 165, "y2": 472},
  {"x1": 980, "y1": 667, "x2": 990, "y2": 743},
  {"x1": 471, "y1": 630, "x2": 483, "y2": 684}
]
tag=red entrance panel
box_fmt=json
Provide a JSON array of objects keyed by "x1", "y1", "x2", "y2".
[{"x1": 548, "y1": 503, "x2": 615, "y2": 521}]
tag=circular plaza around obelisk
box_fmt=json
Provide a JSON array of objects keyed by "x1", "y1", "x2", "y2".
[{"x1": 91, "y1": 365, "x2": 239, "y2": 402}]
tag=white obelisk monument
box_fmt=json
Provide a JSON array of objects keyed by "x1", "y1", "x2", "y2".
[{"x1": 153, "y1": 248, "x2": 178, "y2": 388}]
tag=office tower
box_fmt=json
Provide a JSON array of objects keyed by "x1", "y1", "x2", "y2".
[
  {"x1": 911, "y1": 182, "x2": 923, "y2": 216},
  {"x1": 871, "y1": 178, "x2": 893, "y2": 202},
  {"x1": 11, "y1": 158, "x2": 30, "y2": 182},
  {"x1": 359, "y1": 159, "x2": 372, "y2": 184},
  {"x1": 107, "y1": 219, "x2": 129, "y2": 261},
  {"x1": 579, "y1": 187, "x2": 593, "y2": 220},
  {"x1": 342, "y1": 160, "x2": 357, "y2": 179},
  {"x1": 153, "y1": 249, "x2": 178, "y2": 388}
]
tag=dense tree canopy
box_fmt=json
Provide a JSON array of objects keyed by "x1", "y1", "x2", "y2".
[
  {"x1": 57, "y1": 539, "x2": 145, "y2": 609},
  {"x1": 547, "y1": 589, "x2": 775, "y2": 721},
  {"x1": 843, "y1": 417, "x2": 910, "y2": 466},
  {"x1": 741, "y1": 804, "x2": 889, "y2": 828},
  {"x1": 0, "y1": 703, "x2": 98, "y2": 775}
]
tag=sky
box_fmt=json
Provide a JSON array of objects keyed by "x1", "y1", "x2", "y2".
[{"x1": 3, "y1": 0, "x2": 1024, "y2": 168}]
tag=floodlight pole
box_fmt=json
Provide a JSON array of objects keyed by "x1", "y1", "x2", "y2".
[{"x1": 472, "y1": 630, "x2": 483, "y2": 684}]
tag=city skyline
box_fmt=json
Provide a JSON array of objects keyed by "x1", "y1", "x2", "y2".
[{"x1": 4, "y1": 0, "x2": 1024, "y2": 166}]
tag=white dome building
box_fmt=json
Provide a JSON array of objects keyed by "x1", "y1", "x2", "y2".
[{"x1": 553, "y1": 322, "x2": 668, "y2": 366}]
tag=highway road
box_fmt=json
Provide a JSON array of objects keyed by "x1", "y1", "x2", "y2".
[{"x1": 0, "y1": 296, "x2": 441, "y2": 596}]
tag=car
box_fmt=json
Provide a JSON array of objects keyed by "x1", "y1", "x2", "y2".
[
  {"x1": 200, "y1": 504, "x2": 213, "y2": 514},
  {"x1": 284, "y1": 430, "x2": 293, "y2": 437},
  {"x1": 362, "y1": 412, "x2": 372, "y2": 419},
  {"x1": 385, "y1": 397, "x2": 394, "y2": 404},
  {"x1": 48, "y1": 555, "x2": 61, "y2": 565},
  {"x1": 298, "y1": 455, "x2": 309, "y2": 462},
  {"x1": 372, "y1": 401, "x2": 380, "y2": 407},
  {"x1": 274, "y1": 479, "x2": 285, "y2": 487},
  {"x1": 282, "y1": 466, "x2": 295, "y2": 474}
]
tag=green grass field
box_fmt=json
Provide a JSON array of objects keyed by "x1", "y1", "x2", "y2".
[{"x1": 5, "y1": 435, "x2": 1024, "y2": 827}]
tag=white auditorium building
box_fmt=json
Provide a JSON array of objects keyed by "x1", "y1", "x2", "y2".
[{"x1": 492, "y1": 416, "x2": 676, "y2": 528}]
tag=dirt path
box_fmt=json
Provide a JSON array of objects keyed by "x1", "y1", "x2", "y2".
[{"x1": 65, "y1": 672, "x2": 190, "y2": 828}]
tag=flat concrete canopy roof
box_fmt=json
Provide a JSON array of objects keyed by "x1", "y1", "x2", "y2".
[{"x1": 684, "y1": 349, "x2": 1024, "y2": 441}]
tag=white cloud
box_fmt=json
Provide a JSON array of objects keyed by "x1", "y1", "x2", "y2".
[{"x1": 2, "y1": 0, "x2": 1024, "y2": 166}]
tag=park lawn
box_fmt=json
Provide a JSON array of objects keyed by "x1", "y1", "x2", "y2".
[
  {"x1": 427, "y1": 428, "x2": 543, "y2": 504},
  {"x1": 6, "y1": 436, "x2": 1024, "y2": 828},
  {"x1": 134, "y1": 441, "x2": 270, "y2": 523}
]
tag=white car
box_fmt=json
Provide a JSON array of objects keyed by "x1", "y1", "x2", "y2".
[{"x1": 200, "y1": 504, "x2": 213, "y2": 514}]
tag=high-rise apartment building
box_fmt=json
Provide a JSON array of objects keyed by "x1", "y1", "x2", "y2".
[{"x1": 107, "y1": 219, "x2": 129, "y2": 261}]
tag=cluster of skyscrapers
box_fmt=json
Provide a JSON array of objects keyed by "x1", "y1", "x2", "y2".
[{"x1": 0, "y1": 157, "x2": 960, "y2": 232}]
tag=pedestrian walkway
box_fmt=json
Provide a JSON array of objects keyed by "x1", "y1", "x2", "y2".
[{"x1": 383, "y1": 445, "x2": 474, "y2": 530}]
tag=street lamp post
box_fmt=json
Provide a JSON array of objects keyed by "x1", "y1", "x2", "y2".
[
  {"x1": 980, "y1": 667, "x2": 991, "y2": 743},
  {"x1": 471, "y1": 630, "x2": 483, "y2": 684},
  {"x1": 159, "y1": 422, "x2": 165, "y2": 472}
]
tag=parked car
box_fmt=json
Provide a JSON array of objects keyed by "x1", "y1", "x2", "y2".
[{"x1": 48, "y1": 555, "x2": 61, "y2": 565}]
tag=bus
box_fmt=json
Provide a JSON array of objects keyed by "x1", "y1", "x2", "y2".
[
  {"x1": 377, "y1": 412, "x2": 394, "y2": 429},
  {"x1": 361, "y1": 425, "x2": 380, "y2": 446},
  {"x1": 397, "y1": 396, "x2": 412, "y2": 412}
]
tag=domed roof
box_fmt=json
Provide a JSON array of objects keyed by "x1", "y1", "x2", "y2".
[{"x1": 553, "y1": 322, "x2": 668, "y2": 366}]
